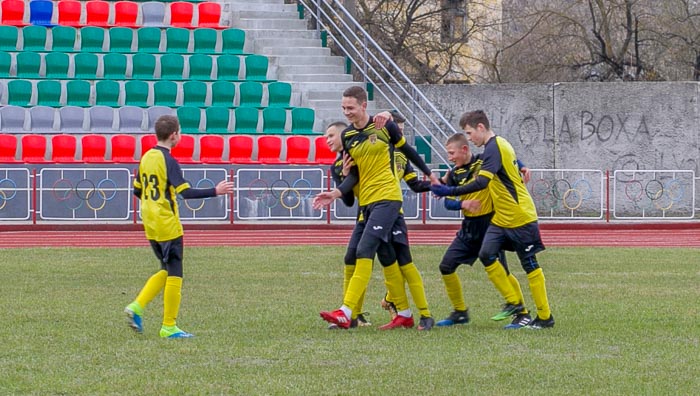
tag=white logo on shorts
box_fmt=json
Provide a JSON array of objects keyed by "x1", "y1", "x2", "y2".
[
  {"x1": 524, "y1": 245, "x2": 534, "y2": 252},
  {"x1": 392, "y1": 231, "x2": 402, "y2": 235},
  {"x1": 373, "y1": 225, "x2": 383, "y2": 231}
]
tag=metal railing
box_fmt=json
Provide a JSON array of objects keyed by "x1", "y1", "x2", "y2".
[{"x1": 297, "y1": 0, "x2": 457, "y2": 166}]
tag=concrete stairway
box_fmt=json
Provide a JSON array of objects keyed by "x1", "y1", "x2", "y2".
[{"x1": 225, "y1": 0, "x2": 371, "y2": 131}]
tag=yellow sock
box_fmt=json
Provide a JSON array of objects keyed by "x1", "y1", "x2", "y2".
[
  {"x1": 485, "y1": 261, "x2": 518, "y2": 305},
  {"x1": 343, "y1": 258, "x2": 372, "y2": 313},
  {"x1": 353, "y1": 290, "x2": 366, "y2": 320},
  {"x1": 508, "y1": 273, "x2": 529, "y2": 314},
  {"x1": 343, "y1": 265, "x2": 355, "y2": 296},
  {"x1": 527, "y1": 268, "x2": 551, "y2": 320},
  {"x1": 163, "y1": 276, "x2": 183, "y2": 327},
  {"x1": 400, "y1": 263, "x2": 431, "y2": 317},
  {"x1": 442, "y1": 272, "x2": 466, "y2": 311},
  {"x1": 383, "y1": 262, "x2": 409, "y2": 311},
  {"x1": 135, "y1": 270, "x2": 167, "y2": 309}
]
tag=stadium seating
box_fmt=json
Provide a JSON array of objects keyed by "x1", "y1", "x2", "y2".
[
  {"x1": 7, "y1": 80, "x2": 33, "y2": 107},
  {"x1": 20, "y1": 134, "x2": 50, "y2": 163},
  {"x1": 16, "y1": 52, "x2": 42, "y2": 78},
  {"x1": 36, "y1": 80, "x2": 62, "y2": 107},
  {"x1": 0, "y1": 52, "x2": 10, "y2": 77},
  {"x1": 216, "y1": 54, "x2": 241, "y2": 81},
  {"x1": 227, "y1": 135, "x2": 259, "y2": 164},
  {"x1": 183, "y1": 81, "x2": 207, "y2": 107},
  {"x1": 58, "y1": 106, "x2": 86, "y2": 133},
  {"x1": 1, "y1": 0, "x2": 28, "y2": 27},
  {"x1": 193, "y1": 28, "x2": 217, "y2": 54},
  {"x1": 103, "y1": 53, "x2": 128, "y2": 79},
  {"x1": 267, "y1": 82, "x2": 292, "y2": 108},
  {"x1": 285, "y1": 136, "x2": 313, "y2": 164},
  {"x1": 244, "y1": 55, "x2": 269, "y2": 81},
  {"x1": 146, "y1": 106, "x2": 174, "y2": 130},
  {"x1": 109, "y1": 27, "x2": 134, "y2": 53},
  {"x1": 262, "y1": 107, "x2": 287, "y2": 135},
  {"x1": 169, "y1": 2, "x2": 194, "y2": 29},
  {"x1": 89, "y1": 106, "x2": 115, "y2": 132},
  {"x1": 95, "y1": 80, "x2": 121, "y2": 107},
  {"x1": 140, "y1": 134, "x2": 157, "y2": 156},
  {"x1": 239, "y1": 81, "x2": 263, "y2": 108},
  {"x1": 132, "y1": 53, "x2": 157, "y2": 79},
  {"x1": 221, "y1": 28, "x2": 245, "y2": 54},
  {"x1": 29, "y1": 0, "x2": 56, "y2": 27},
  {"x1": 170, "y1": 134, "x2": 199, "y2": 164},
  {"x1": 51, "y1": 134, "x2": 79, "y2": 163},
  {"x1": 153, "y1": 80, "x2": 178, "y2": 107},
  {"x1": 233, "y1": 107, "x2": 259, "y2": 134},
  {"x1": 210, "y1": 81, "x2": 236, "y2": 107},
  {"x1": 177, "y1": 106, "x2": 202, "y2": 134},
  {"x1": 165, "y1": 27, "x2": 190, "y2": 53},
  {"x1": 45, "y1": 53, "x2": 70, "y2": 78},
  {"x1": 0, "y1": 105, "x2": 27, "y2": 132},
  {"x1": 22, "y1": 26, "x2": 48, "y2": 52},
  {"x1": 57, "y1": 0, "x2": 83, "y2": 27},
  {"x1": 118, "y1": 106, "x2": 146, "y2": 132},
  {"x1": 52, "y1": 26, "x2": 78, "y2": 52},
  {"x1": 257, "y1": 136, "x2": 283, "y2": 164},
  {"x1": 29, "y1": 106, "x2": 56, "y2": 133},
  {"x1": 197, "y1": 2, "x2": 225, "y2": 29},
  {"x1": 188, "y1": 54, "x2": 214, "y2": 80},
  {"x1": 204, "y1": 106, "x2": 230, "y2": 134},
  {"x1": 137, "y1": 27, "x2": 162, "y2": 53},
  {"x1": 85, "y1": 1, "x2": 111, "y2": 28},
  {"x1": 80, "y1": 134, "x2": 111, "y2": 163},
  {"x1": 66, "y1": 80, "x2": 91, "y2": 107},
  {"x1": 124, "y1": 80, "x2": 149, "y2": 107},
  {"x1": 159, "y1": 53, "x2": 185, "y2": 80},
  {"x1": 313, "y1": 136, "x2": 336, "y2": 165},
  {"x1": 198, "y1": 135, "x2": 226, "y2": 164},
  {"x1": 80, "y1": 26, "x2": 105, "y2": 52},
  {"x1": 0, "y1": 133, "x2": 20, "y2": 163},
  {"x1": 110, "y1": 134, "x2": 138, "y2": 163},
  {"x1": 141, "y1": 2, "x2": 166, "y2": 27},
  {"x1": 291, "y1": 108, "x2": 316, "y2": 135},
  {"x1": 0, "y1": 26, "x2": 19, "y2": 51},
  {"x1": 114, "y1": 1, "x2": 140, "y2": 28}
]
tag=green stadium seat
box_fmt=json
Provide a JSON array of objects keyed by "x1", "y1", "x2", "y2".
[
  {"x1": 153, "y1": 80, "x2": 178, "y2": 107},
  {"x1": 95, "y1": 80, "x2": 121, "y2": 107},
  {"x1": 7, "y1": 80, "x2": 33, "y2": 107},
  {"x1": 66, "y1": 80, "x2": 91, "y2": 107},
  {"x1": 193, "y1": 28, "x2": 217, "y2": 54},
  {"x1": 216, "y1": 54, "x2": 241, "y2": 81},
  {"x1": 22, "y1": 25, "x2": 48, "y2": 52},
  {"x1": 205, "y1": 106, "x2": 230, "y2": 134},
  {"x1": 165, "y1": 27, "x2": 190, "y2": 54},
  {"x1": 45, "y1": 52, "x2": 70, "y2": 79},
  {"x1": 137, "y1": 27, "x2": 162, "y2": 53},
  {"x1": 221, "y1": 28, "x2": 245, "y2": 54},
  {"x1": 245, "y1": 54, "x2": 270, "y2": 81},
  {"x1": 16, "y1": 52, "x2": 42, "y2": 78},
  {"x1": 211, "y1": 81, "x2": 236, "y2": 107},
  {"x1": 73, "y1": 53, "x2": 99, "y2": 79},
  {"x1": 51, "y1": 26, "x2": 78, "y2": 52},
  {"x1": 182, "y1": 81, "x2": 207, "y2": 107},
  {"x1": 262, "y1": 107, "x2": 287, "y2": 134},
  {"x1": 177, "y1": 106, "x2": 202, "y2": 134},
  {"x1": 159, "y1": 53, "x2": 185, "y2": 80},
  {"x1": 36, "y1": 80, "x2": 62, "y2": 107},
  {"x1": 291, "y1": 107, "x2": 316, "y2": 135},
  {"x1": 0, "y1": 26, "x2": 19, "y2": 51},
  {"x1": 188, "y1": 53, "x2": 213, "y2": 80},
  {"x1": 0, "y1": 52, "x2": 11, "y2": 77},
  {"x1": 233, "y1": 107, "x2": 259, "y2": 134},
  {"x1": 267, "y1": 82, "x2": 292, "y2": 108},
  {"x1": 132, "y1": 53, "x2": 156, "y2": 79},
  {"x1": 80, "y1": 27, "x2": 106, "y2": 52},
  {"x1": 124, "y1": 80, "x2": 150, "y2": 107},
  {"x1": 238, "y1": 81, "x2": 263, "y2": 107},
  {"x1": 102, "y1": 53, "x2": 128, "y2": 79},
  {"x1": 109, "y1": 27, "x2": 134, "y2": 53}
]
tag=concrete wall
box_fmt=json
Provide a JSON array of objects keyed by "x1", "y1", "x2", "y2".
[{"x1": 381, "y1": 82, "x2": 700, "y2": 174}]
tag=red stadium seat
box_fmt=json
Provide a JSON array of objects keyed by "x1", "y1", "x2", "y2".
[
  {"x1": 85, "y1": 1, "x2": 111, "y2": 28},
  {"x1": 57, "y1": 0, "x2": 83, "y2": 27},
  {"x1": 313, "y1": 136, "x2": 336, "y2": 165},
  {"x1": 198, "y1": 135, "x2": 226, "y2": 164},
  {"x1": 110, "y1": 134, "x2": 138, "y2": 163},
  {"x1": 1, "y1": 0, "x2": 28, "y2": 27},
  {"x1": 227, "y1": 135, "x2": 259, "y2": 164},
  {"x1": 257, "y1": 136, "x2": 283, "y2": 164},
  {"x1": 285, "y1": 136, "x2": 312, "y2": 165},
  {"x1": 0, "y1": 134, "x2": 20, "y2": 163},
  {"x1": 140, "y1": 134, "x2": 157, "y2": 157},
  {"x1": 170, "y1": 134, "x2": 200, "y2": 164},
  {"x1": 51, "y1": 135, "x2": 80, "y2": 163},
  {"x1": 197, "y1": 2, "x2": 225, "y2": 29},
  {"x1": 81, "y1": 134, "x2": 111, "y2": 163},
  {"x1": 114, "y1": 1, "x2": 140, "y2": 28},
  {"x1": 20, "y1": 134, "x2": 50, "y2": 163},
  {"x1": 169, "y1": 2, "x2": 194, "y2": 28}
]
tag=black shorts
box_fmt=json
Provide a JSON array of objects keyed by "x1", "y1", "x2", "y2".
[
  {"x1": 149, "y1": 236, "x2": 184, "y2": 277},
  {"x1": 440, "y1": 214, "x2": 493, "y2": 272},
  {"x1": 480, "y1": 222, "x2": 545, "y2": 265},
  {"x1": 355, "y1": 200, "x2": 402, "y2": 260}
]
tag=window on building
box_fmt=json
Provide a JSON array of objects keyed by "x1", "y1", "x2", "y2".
[{"x1": 441, "y1": 0, "x2": 468, "y2": 43}]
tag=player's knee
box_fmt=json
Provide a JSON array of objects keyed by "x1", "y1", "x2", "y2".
[
  {"x1": 478, "y1": 252, "x2": 497, "y2": 267},
  {"x1": 521, "y1": 256, "x2": 540, "y2": 273},
  {"x1": 344, "y1": 249, "x2": 357, "y2": 265},
  {"x1": 439, "y1": 261, "x2": 455, "y2": 275}
]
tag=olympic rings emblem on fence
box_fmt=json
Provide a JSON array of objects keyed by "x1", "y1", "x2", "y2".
[
  {"x1": 0, "y1": 178, "x2": 18, "y2": 210},
  {"x1": 182, "y1": 178, "x2": 217, "y2": 211},
  {"x1": 50, "y1": 177, "x2": 118, "y2": 211},
  {"x1": 245, "y1": 178, "x2": 314, "y2": 210},
  {"x1": 530, "y1": 177, "x2": 595, "y2": 211},
  {"x1": 622, "y1": 178, "x2": 686, "y2": 211}
]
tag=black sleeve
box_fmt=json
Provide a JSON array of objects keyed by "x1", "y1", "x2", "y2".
[
  {"x1": 133, "y1": 187, "x2": 142, "y2": 198},
  {"x1": 336, "y1": 167, "x2": 358, "y2": 196},
  {"x1": 180, "y1": 187, "x2": 217, "y2": 199},
  {"x1": 451, "y1": 175, "x2": 490, "y2": 195},
  {"x1": 398, "y1": 143, "x2": 432, "y2": 176},
  {"x1": 406, "y1": 177, "x2": 431, "y2": 193}
]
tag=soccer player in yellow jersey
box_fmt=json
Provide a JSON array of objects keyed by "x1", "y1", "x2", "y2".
[
  {"x1": 314, "y1": 86, "x2": 438, "y2": 330},
  {"x1": 435, "y1": 133, "x2": 532, "y2": 329},
  {"x1": 124, "y1": 115, "x2": 234, "y2": 338},
  {"x1": 431, "y1": 110, "x2": 554, "y2": 329}
]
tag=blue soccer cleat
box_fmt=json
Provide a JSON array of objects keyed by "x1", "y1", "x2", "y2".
[{"x1": 124, "y1": 302, "x2": 143, "y2": 333}]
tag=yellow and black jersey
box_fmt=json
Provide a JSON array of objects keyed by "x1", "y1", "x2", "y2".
[
  {"x1": 395, "y1": 151, "x2": 430, "y2": 193},
  {"x1": 133, "y1": 146, "x2": 190, "y2": 242},
  {"x1": 330, "y1": 153, "x2": 359, "y2": 208},
  {"x1": 478, "y1": 136, "x2": 537, "y2": 227},
  {"x1": 341, "y1": 118, "x2": 405, "y2": 206},
  {"x1": 445, "y1": 154, "x2": 494, "y2": 217}
]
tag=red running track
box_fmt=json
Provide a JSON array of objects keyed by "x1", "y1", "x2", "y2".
[{"x1": 0, "y1": 225, "x2": 698, "y2": 248}]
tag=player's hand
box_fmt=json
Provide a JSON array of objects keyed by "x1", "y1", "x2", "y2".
[
  {"x1": 312, "y1": 189, "x2": 341, "y2": 209},
  {"x1": 520, "y1": 167, "x2": 531, "y2": 183},
  {"x1": 461, "y1": 199, "x2": 481, "y2": 213},
  {"x1": 215, "y1": 181, "x2": 234, "y2": 195},
  {"x1": 373, "y1": 111, "x2": 392, "y2": 129},
  {"x1": 429, "y1": 173, "x2": 440, "y2": 185},
  {"x1": 430, "y1": 183, "x2": 455, "y2": 197},
  {"x1": 342, "y1": 153, "x2": 354, "y2": 177}
]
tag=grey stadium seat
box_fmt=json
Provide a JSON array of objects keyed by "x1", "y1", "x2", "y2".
[
  {"x1": 118, "y1": 106, "x2": 146, "y2": 132},
  {"x1": 89, "y1": 106, "x2": 116, "y2": 133},
  {"x1": 29, "y1": 105, "x2": 57, "y2": 132},
  {"x1": 0, "y1": 105, "x2": 27, "y2": 133},
  {"x1": 58, "y1": 106, "x2": 86, "y2": 133}
]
